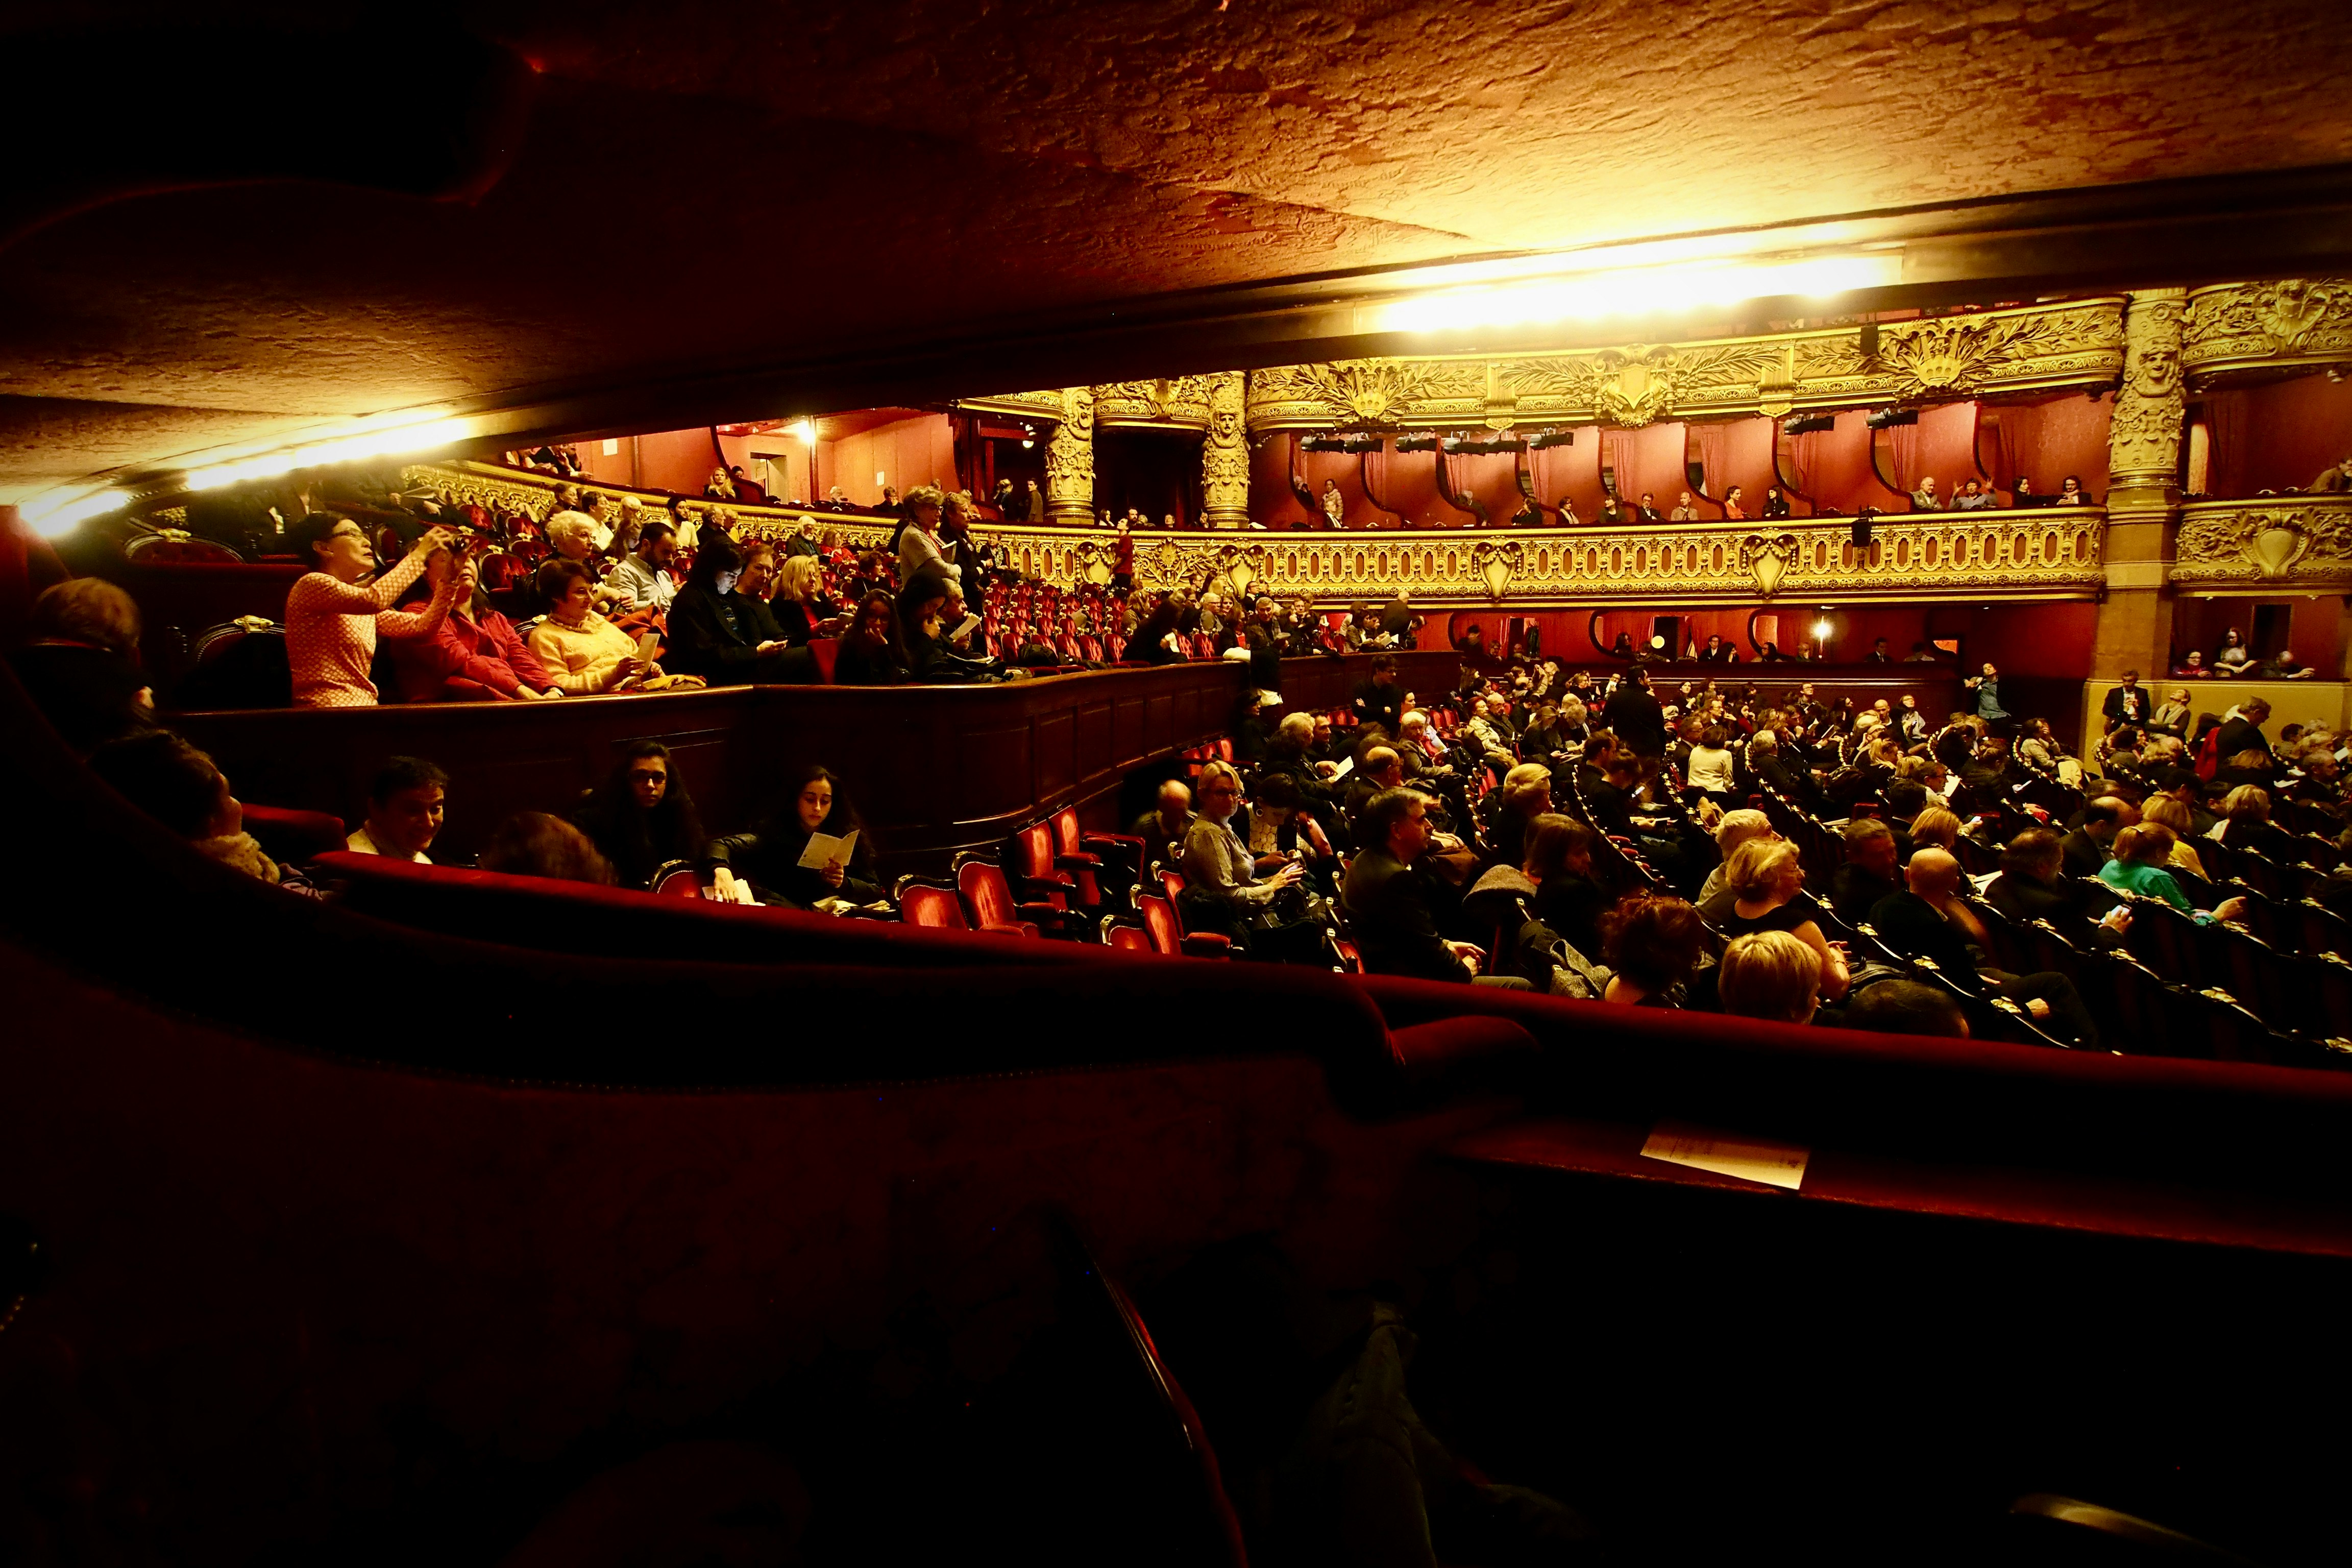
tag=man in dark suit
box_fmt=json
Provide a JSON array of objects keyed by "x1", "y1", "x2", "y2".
[
  {"x1": 1830, "y1": 819, "x2": 1902, "y2": 928},
  {"x1": 1985, "y1": 827, "x2": 2126, "y2": 944},
  {"x1": 2213, "y1": 699, "x2": 2271, "y2": 766},
  {"x1": 1342, "y1": 789, "x2": 1524, "y2": 985},
  {"x1": 1868, "y1": 849, "x2": 2100, "y2": 1046},
  {"x1": 1352, "y1": 653, "x2": 1404, "y2": 736},
  {"x1": 1603, "y1": 667, "x2": 1666, "y2": 756},
  {"x1": 2101, "y1": 670, "x2": 2150, "y2": 734},
  {"x1": 1634, "y1": 492, "x2": 1663, "y2": 522},
  {"x1": 2060, "y1": 795, "x2": 2137, "y2": 880},
  {"x1": 1749, "y1": 729, "x2": 1823, "y2": 814}
]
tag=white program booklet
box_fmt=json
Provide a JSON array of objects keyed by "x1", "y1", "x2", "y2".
[
  {"x1": 798, "y1": 829, "x2": 858, "y2": 869},
  {"x1": 1330, "y1": 756, "x2": 1354, "y2": 780},
  {"x1": 1639, "y1": 1121, "x2": 1809, "y2": 1191}
]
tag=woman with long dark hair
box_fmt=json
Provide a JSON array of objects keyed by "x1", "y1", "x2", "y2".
[
  {"x1": 834, "y1": 590, "x2": 910, "y2": 685},
  {"x1": 707, "y1": 765, "x2": 881, "y2": 908},
  {"x1": 570, "y1": 740, "x2": 707, "y2": 888},
  {"x1": 666, "y1": 535, "x2": 794, "y2": 684}
]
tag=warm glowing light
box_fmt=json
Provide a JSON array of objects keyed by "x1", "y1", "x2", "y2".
[
  {"x1": 1359, "y1": 251, "x2": 1903, "y2": 335},
  {"x1": 790, "y1": 418, "x2": 817, "y2": 444},
  {"x1": 20, "y1": 486, "x2": 128, "y2": 538},
  {"x1": 182, "y1": 415, "x2": 472, "y2": 492},
  {"x1": 1811, "y1": 619, "x2": 1834, "y2": 640}
]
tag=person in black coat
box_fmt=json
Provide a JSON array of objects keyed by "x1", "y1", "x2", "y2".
[
  {"x1": 1603, "y1": 668, "x2": 1666, "y2": 756},
  {"x1": 833, "y1": 590, "x2": 910, "y2": 685},
  {"x1": 707, "y1": 765, "x2": 881, "y2": 908},
  {"x1": 1868, "y1": 848, "x2": 2100, "y2": 1047},
  {"x1": 1243, "y1": 597, "x2": 1287, "y2": 695},
  {"x1": 1829, "y1": 819, "x2": 1901, "y2": 929},
  {"x1": 1352, "y1": 654, "x2": 1404, "y2": 734},
  {"x1": 570, "y1": 741, "x2": 707, "y2": 889},
  {"x1": 1984, "y1": 828, "x2": 2125, "y2": 945},
  {"x1": 2061, "y1": 796, "x2": 2136, "y2": 880},
  {"x1": 666, "y1": 536, "x2": 797, "y2": 685},
  {"x1": 1342, "y1": 789, "x2": 1503, "y2": 984},
  {"x1": 2101, "y1": 672, "x2": 2150, "y2": 734}
]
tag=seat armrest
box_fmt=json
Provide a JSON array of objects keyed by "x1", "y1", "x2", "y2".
[{"x1": 1180, "y1": 932, "x2": 1233, "y2": 958}]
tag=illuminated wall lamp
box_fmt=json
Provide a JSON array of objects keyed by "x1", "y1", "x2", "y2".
[{"x1": 182, "y1": 416, "x2": 474, "y2": 492}]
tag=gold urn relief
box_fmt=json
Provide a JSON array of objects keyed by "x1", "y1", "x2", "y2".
[
  {"x1": 2250, "y1": 519, "x2": 2312, "y2": 579},
  {"x1": 1741, "y1": 533, "x2": 1800, "y2": 598}
]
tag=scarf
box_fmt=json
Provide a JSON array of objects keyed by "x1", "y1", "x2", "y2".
[{"x1": 194, "y1": 832, "x2": 282, "y2": 884}]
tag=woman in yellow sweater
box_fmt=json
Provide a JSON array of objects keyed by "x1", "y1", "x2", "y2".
[{"x1": 526, "y1": 558, "x2": 657, "y2": 694}]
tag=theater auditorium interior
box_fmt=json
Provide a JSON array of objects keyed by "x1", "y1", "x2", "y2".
[{"x1": 10, "y1": 3, "x2": 2352, "y2": 1563}]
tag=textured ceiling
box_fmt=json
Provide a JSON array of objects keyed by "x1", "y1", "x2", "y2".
[{"x1": 3, "y1": 0, "x2": 2350, "y2": 500}]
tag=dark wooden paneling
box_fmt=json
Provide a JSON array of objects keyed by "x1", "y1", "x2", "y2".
[
  {"x1": 170, "y1": 664, "x2": 1244, "y2": 872},
  {"x1": 1034, "y1": 708, "x2": 1076, "y2": 803}
]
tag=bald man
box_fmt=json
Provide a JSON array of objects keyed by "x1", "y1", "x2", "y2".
[
  {"x1": 1130, "y1": 779, "x2": 1195, "y2": 871},
  {"x1": 1865, "y1": 847, "x2": 2099, "y2": 1047}
]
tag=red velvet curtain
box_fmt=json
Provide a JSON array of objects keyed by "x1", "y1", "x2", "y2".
[
  {"x1": 1695, "y1": 423, "x2": 1728, "y2": 502},
  {"x1": 1599, "y1": 430, "x2": 1634, "y2": 499},
  {"x1": 1887, "y1": 423, "x2": 1922, "y2": 490},
  {"x1": 2203, "y1": 389, "x2": 2249, "y2": 498},
  {"x1": 1784, "y1": 430, "x2": 1821, "y2": 495}
]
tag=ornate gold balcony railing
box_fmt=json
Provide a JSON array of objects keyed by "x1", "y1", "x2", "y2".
[
  {"x1": 393, "y1": 462, "x2": 2105, "y2": 607},
  {"x1": 2173, "y1": 494, "x2": 2352, "y2": 590},
  {"x1": 963, "y1": 510, "x2": 2105, "y2": 607}
]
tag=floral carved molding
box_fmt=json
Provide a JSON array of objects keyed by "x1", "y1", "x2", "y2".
[
  {"x1": 2183, "y1": 278, "x2": 2352, "y2": 384},
  {"x1": 2173, "y1": 498, "x2": 2352, "y2": 586}
]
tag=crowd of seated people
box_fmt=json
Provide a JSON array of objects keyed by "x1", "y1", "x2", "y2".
[{"x1": 24, "y1": 542, "x2": 2352, "y2": 1061}]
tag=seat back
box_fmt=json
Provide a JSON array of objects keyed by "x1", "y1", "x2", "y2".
[
  {"x1": 127, "y1": 532, "x2": 242, "y2": 565},
  {"x1": 1008, "y1": 823, "x2": 1055, "y2": 881},
  {"x1": 898, "y1": 882, "x2": 970, "y2": 930},
  {"x1": 958, "y1": 857, "x2": 1022, "y2": 928},
  {"x1": 1051, "y1": 808, "x2": 1084, "y2": 860},
  {"x1": 807, "y1": 637, "x2": 839, "y2": 683},
  {"x1": 1136, "y1": 894, "x2": 1184, "y2": 955},
  {"x1": 239, "y1": 803, "x2": 347, "y2": 864},
  {"x1": 1104, "y1": 921, "x2": 1155, "y2": 955},
  {"x1": 648, "y1": 860, "x2": 703, "y2": 897}
]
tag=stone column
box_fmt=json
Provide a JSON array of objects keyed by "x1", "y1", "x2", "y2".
[
  {"x1": 2092, "y1": 287, "x2": 2188, "y2": 687},
  {"x1": 1201, "y1": 371, "x2": 1250, "y2": 529},
  {"x1": 1044, "y1": 385, "x2": 1095, "y2": 524}
]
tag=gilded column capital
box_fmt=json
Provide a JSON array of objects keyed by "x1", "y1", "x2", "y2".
[
  {"x1": 1200, "y1": 371, "x2": 1250, "y2": 529},
  {"x1": 2106, "y1": 288, "x2": 2188, "y2": 518},
  {"x1": 1044, "y1": 385, "x2": 1095, "y2": 524}
]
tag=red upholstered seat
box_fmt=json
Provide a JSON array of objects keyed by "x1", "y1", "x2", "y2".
[
  {"x1": 1103, "y1": 921, "x2": 1155, "y2": 955},
  {"x1": 1136, "y1": 894, "x2": 1186, "y2": 956},
  {"x1": 807, "y1": 637, "x2": 839, "y2": 683},
  {"x1": 1144, "y1": 874, "x2": 1231, "y2": 959},
  {"x1": 239, "y1": 803, "x2": 346, "y2": 864},
  {"x1": 954, "y1": 857, "x2": 1045, "y2": 938},
  {"x1": 898, "y1": 881, "x2": 970, "y2": 930},
  {"x1": 648, "y1": 861, "x2": 704, "y2": 897}
]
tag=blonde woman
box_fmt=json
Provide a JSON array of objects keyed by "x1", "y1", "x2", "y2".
[
  {"x1": 1719, "y1": 838, "x2": 1850, "y2": 999},
  {"x1": 1718, "y1": 930, "x2": 1823, "y2": 1025},
  {"x1": 2138, "y1": 795, "x2": 2209, "y2": 882},
  {"x1": 1908, "y1": 805, "x2": 1963, "y2": 855},
  {"x1": 771, "y1": 554, "x2": 842, "y2": 646}
]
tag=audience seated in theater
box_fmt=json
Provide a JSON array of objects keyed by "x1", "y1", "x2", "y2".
[
  {"x1": 1718, "y1": 930, "x2": 1821, "y2": 1025},
  {"x1": 1830, "y1": 818, "x2": 1902, "y2": 928},
  {"x1": 832, "y1": 591, "x2": 911, "y2": 686},
  {"x1": 10, "y1": 578, "x2": 154, "y2": 752},
  {"x1": 1131, "y1": 778, "x2": 1196, "y2": 872},
  {"x1": 667, "y1": 537, "x2": 796, "y2": 685},
  {"x1": 2211, "y1": 785, "x2": 2297, "y2": 861},
  {"x1": 2136, "y1": 795, "x2": 2211, "y2": 881},
  {"x1": 347, "y1": 755, "x2": 447, "y2": 863},
  {"x1": 603, "y1": 519, "x2": 678, "y2": 612},
  {"x1": 708, "y1": 765, "x2": 880, "y2": 908},
  {"x1": 1486, "y1": 763, "x2": 1553, "y2": 867},
  {"x1": 1181, "y1": 761, "x2": 1318, "y2": 959},
  {"x1": 1240, "y1": 771, "x2": 1336, "y2": 891},
  {"x1": 770, "y1": 555, "x2": 842, "y2": 647},
  {"x1": 1718, "y1": 839, "x2": 1851, "y2": 1000},
  {"x1": 1395, "y1": 712, "x2": 1457, "y2": 785},
  {"x1": 387, "y1": 545, "x2": 562, "y2": 702},
  {"x1": 1129, "y1": 591, "x2": 1187, "y2": 666},
  {"x1": 1870, "y1": 847, "x2": 2101, "y2": 1046},
  {"x1": 1685, "y1": 724, "x2": 1736, "y2": 800},
  {"x1": 898, "y1": 564, "x2": 997, "y2": 683},
  {"x1": 86, "y1": 730, "x2": 317, "y2": 894},
  {"x1": 2064, "y1": 795, "x2": 2137, "y2": 879},
  {"x1": 1841, "y1": 979, "x2": 1969, "y2": 1037},
  {"x1": 1906, "y1": 806, "x2": 1962, "y2": 860},
  {"x1": 1747, "y1": 730, "x2": 1821, "y2": 813},
  {"x1": 570, "y1": 741, "x2": 707, "y2": 889},
  {"x1": 1343, "y1": 787, "x2": 1524, "y2": 986},
  {"x1": 1520, "y1": 813, "x2": 1608, "y2": 961},
  {"x1": 284, "y1": 517, "x2": 462, "y2": 707},
  {"x1": 785, "y1": 517, "x2": 824, "y2": 558},
  {"x1": 479, "y1": 812, "x2": 617, "y2": 887},
  {"x1": 2107, "y1": 818, "x2": 2248, "y2": 926},
  {"x1": 1599, "y1": 891, "x2": 1706, "y2": 1007},
  {"x1": 527, "y1": 559, "x2": 663, "y2": 694},
  {"x1": 1696, "y1": 809, "x2": 1777, "y2": 915},
  {"x1": 1984, "y1": 827, "x2": 2128, "y2": 945}
]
